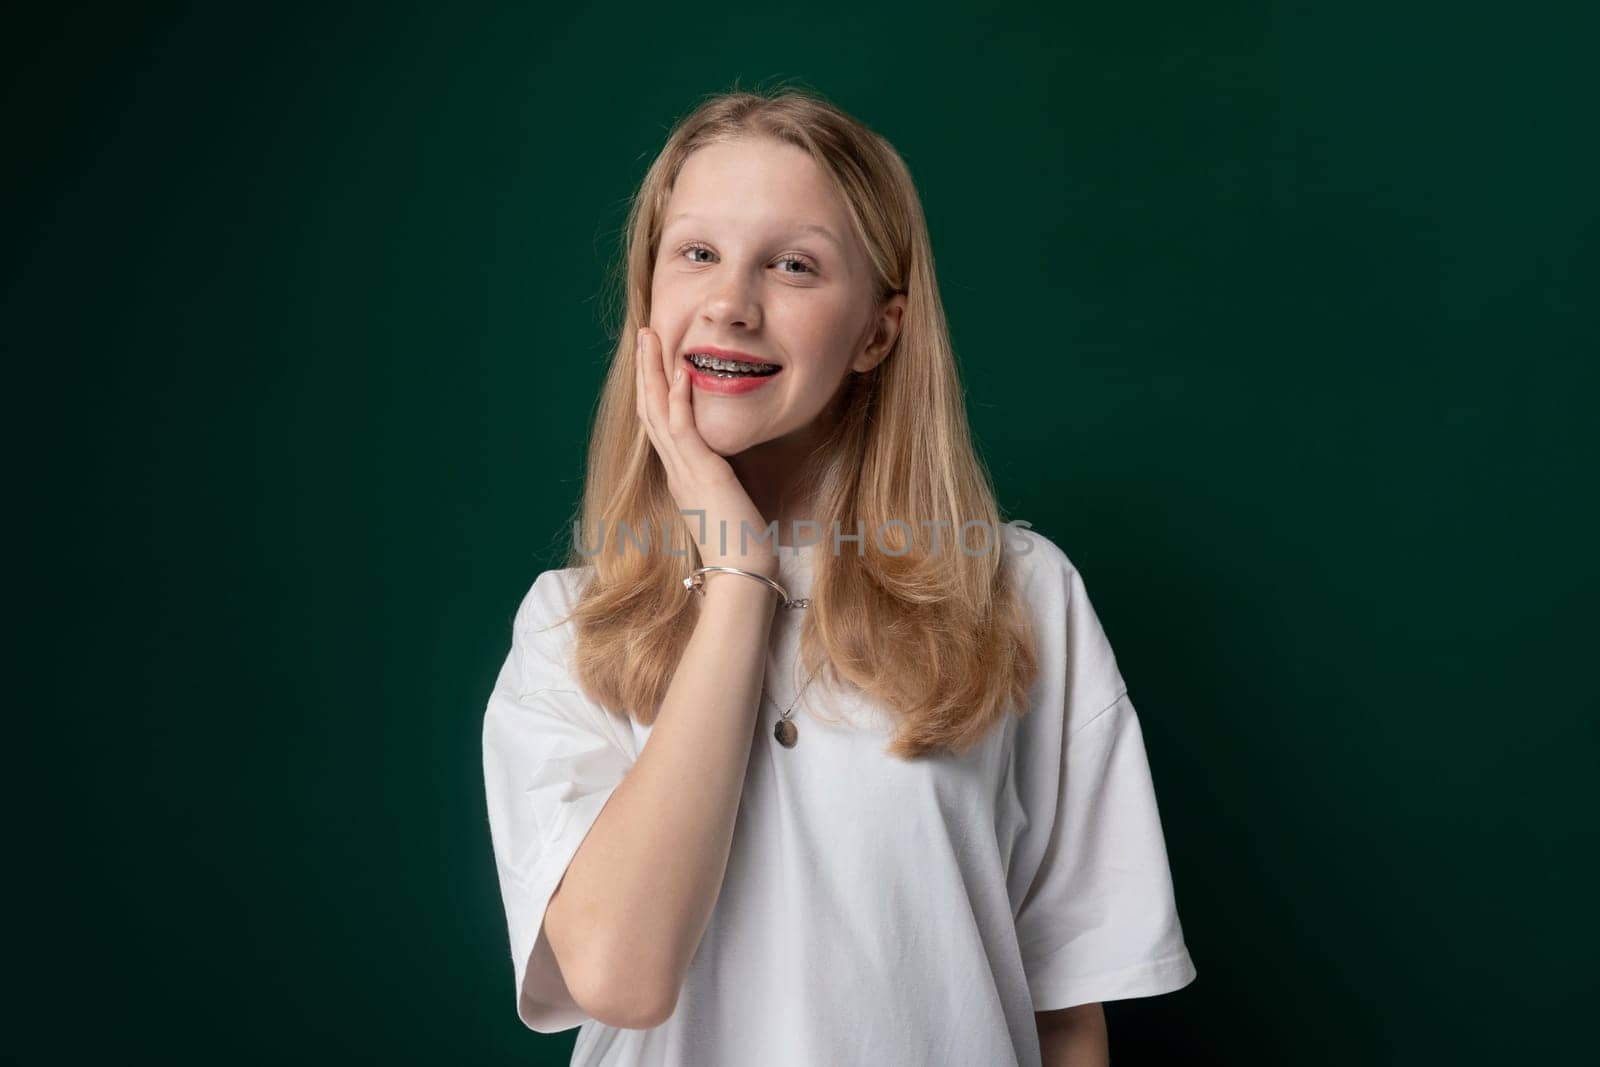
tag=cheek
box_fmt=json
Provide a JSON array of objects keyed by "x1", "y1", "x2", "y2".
[
  {"x1": 779, "y1": 301, "x2": 861, "y2": 357},
  {"x1": 648, "y1": 272, "x2": 683, "y2": 317},
  {"x1": 814, "y1": 318, "x2": 868, "y2": 373},
  {"x1": 645, "y1": 284, "x2": 685, "y2": 334}
]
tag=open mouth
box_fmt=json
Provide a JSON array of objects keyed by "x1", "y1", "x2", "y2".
[{"x1": 683, "y1": 353, "x2": 782, "y2": 379}]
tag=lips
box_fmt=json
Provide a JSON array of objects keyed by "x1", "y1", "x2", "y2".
[{"x1": 680, "y1": 347, "x2": 784, "y2": 396}]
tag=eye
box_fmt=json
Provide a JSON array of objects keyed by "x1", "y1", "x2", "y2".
[
  {"x1": 677, "y1": 242, "x2": 817, "y2": 276},
  {"x1": 775, "y1": 254, "x2": 817, "y2": 276}
]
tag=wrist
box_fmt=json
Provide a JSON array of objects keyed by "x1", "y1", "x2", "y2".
[
  {"x1": 702, "y1": 553, "x2": 780, "y2": 581},
  {"x1": 695, "y1": 569, "x2": 785, "y2": 613},
  {"x1": 688, "y1": 560, "x2": 786, "y2": 603}
]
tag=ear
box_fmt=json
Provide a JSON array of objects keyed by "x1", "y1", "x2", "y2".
[{"x1": 850, "y1": 291, "x2": 907, "y2": 374}]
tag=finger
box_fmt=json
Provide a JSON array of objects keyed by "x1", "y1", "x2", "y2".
[
  {"x1": 665, "y1": 347, "x2": 703, "y2": 446},
  {"x1": 659, "y1": 329, "x2": 712, "y2": 460},
  {"x1": 639, "y1": 327, "x2": 666, "y2": 428},
  {"x1": 660, "y1": 324, "x2": 678, "y2": 384},
  {"x1": 659, "y1": 334, "x2": 714, "y2": 459},
  {"x1": 634, "y1": 327, "x2": 646, "y2": 418},
  {"x1": 635, "y1": 328, "x2": 668, "y2": 456},
  {"x1": 635, "y1": 328, "x2": 658, "y2": 437},
  {"x1": 638, "y1": 327, "x2": 681, "y2": 470},
  {"x1": 639, "y1": 327, "x2": 665, "y2": 426}
]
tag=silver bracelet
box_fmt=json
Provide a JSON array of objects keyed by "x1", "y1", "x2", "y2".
[{"x1": 683, "y1": 566, "x2": 809, "y2": 609}]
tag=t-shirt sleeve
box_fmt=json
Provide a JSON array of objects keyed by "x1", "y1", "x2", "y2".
[
  {"x1": 481, "y1": 569, "x2": 638, "y2": 1032},
  {"x1": 1005, "y1": 538, "x2": 1198, "y2": 1012}
]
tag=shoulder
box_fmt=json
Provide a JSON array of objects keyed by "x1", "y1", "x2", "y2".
[
  {"x1": 500, "y1": 564, "x2": 599, "y2": 692},
  {"x1": 1001, "y1": 522, "x2": 1086, "y2": 606},
  {"x1": 484, "y1": 565, "x2": 636, "y2": 764},
  {"x1": 1002, "y1": 522, "x2": 1073, "y2": 570},
  {"x1": 1001, "y1": 523, "x2": 1130, "y2": 732},
  {"x1": 512, "y1": 564, "x2": 595, "y2": 635}
]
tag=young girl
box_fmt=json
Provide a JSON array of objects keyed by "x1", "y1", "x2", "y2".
[{"x1": 482, "y1": 88, "x2": 1196, "y2": 1066}]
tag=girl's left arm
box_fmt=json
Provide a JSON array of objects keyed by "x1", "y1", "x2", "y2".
[{"x1": 1036, "y1": 1003, "x2": 1109, "y2": 1067}]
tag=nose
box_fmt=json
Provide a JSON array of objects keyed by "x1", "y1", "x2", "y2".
[{"x1": 701, "y1": 276, "x2": 762, "y2": 331}]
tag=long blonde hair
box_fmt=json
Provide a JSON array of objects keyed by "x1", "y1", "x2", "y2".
[{"x1": 559, "y1": 84, "x2": 1038, "y2": 759}]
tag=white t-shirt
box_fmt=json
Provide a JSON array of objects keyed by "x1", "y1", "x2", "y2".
[{"x1": 481, "y1": 525, "x2": 1196, "y2": 1066}]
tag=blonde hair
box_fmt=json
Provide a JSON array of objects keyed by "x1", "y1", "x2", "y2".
[{"x1": 559, "y1": 83, "x2": 1038, "y2": 759}]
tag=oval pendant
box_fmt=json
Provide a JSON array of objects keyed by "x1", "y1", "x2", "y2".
[{"x1": 774, "y1": 718, "x2": 798, "y2": 748}]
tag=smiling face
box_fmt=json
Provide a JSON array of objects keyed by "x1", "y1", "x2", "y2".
[{"x1": 649, "y1": 136, "x2": 904, "y2": 459}]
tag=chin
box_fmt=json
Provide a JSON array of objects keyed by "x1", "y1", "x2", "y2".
[{"x1": 695, "y1": 420, "x2": 767, "y2": 457}]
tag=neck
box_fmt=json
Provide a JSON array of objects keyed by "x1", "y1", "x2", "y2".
[{"x1": 729, "y1": 418, "x2": 833, "y2": 547}]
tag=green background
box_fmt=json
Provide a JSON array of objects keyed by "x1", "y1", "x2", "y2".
[{"x1": 12, "y1": 2, "x2": 1596, "y2": 1063}]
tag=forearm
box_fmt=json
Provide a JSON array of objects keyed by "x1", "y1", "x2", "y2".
[
  {"x1": 546, "y1": 572, "x2": 777, "y2": 1021},
  {"x1": 1037, "y1": 1003, "x2": 1109, "y2": 1067}
]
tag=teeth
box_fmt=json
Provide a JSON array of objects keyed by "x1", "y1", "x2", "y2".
[{"x1": 688, "y1": 353, "x2": 774, "y2": 373}]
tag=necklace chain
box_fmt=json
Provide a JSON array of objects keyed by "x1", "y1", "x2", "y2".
[
  {"x1": 768, "y1": 586, "x2": 812, "y2": 720},
  {"x1": 764, "y1": 661, "x2": 821, "y2": 722},
  {"x1": 766, "y1": 575, "x2": 812, "y2": 746}
]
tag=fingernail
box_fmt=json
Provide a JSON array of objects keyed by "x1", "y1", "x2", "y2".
[{"x1": 674, "y1": 367, "x2": 683, "y2": 384}]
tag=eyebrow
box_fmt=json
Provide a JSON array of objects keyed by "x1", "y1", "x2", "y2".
[{"x1": 661, "y1": 212, "x2": 844, "y2": 252}]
